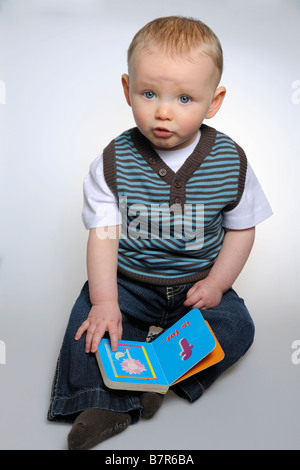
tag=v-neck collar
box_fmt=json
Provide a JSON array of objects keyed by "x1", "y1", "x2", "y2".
[{"x1": 130, "y1": 124, "x2": 217, "y2": 186}]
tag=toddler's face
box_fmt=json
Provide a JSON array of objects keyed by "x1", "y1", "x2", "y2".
[{"x1": 122, "y1": 48, "x2": 224, "y2": 151}]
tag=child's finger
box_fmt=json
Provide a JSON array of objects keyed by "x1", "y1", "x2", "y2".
[
  {"x1": 185, "y1": 284, "x2": 197, "y2": 298},
  {"x1": 118, "y1": 322, "x2": 123, "y2": 341},
  {"x1": 108, "y1": 323, "x2": 121, "y2": 352},
  {"x1": 90, "y1": 325, "x2": 107, "y2": 354},
  {"x1": 184, "y1": 287, "x2": 202, "y2": 307},
  {"x1": 74, "y1": 319, "x2": 90, "y2": 341}
]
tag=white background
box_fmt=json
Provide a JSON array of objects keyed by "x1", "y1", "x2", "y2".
[{"x1": 0, "y1": 0, "x2": 299, "y2": 450}]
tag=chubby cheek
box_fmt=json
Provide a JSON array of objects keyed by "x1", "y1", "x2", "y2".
[
  {"x1": 132, "y1": 107, "x2": 151, "y2": 133},
  {"x1": 179, "y1": 114, "x2": 202, "y2": 135}
]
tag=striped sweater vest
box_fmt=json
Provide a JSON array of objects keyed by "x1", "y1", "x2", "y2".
[{"x1": 103, "y1": 124, "x2": 247, "y2": 285}]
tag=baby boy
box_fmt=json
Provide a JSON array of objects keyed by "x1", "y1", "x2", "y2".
[{"x1": 48, "y1": 16, "x2": 272, "y2": 450}]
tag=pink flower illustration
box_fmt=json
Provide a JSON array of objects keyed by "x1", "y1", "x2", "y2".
[{"x1": 121, "y1": 358, "x2": 146, "y2": 375}]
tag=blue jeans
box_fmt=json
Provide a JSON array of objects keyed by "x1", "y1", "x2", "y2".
[{"x1": 47, "y1": 274, "x2": 255, "y2": 424}]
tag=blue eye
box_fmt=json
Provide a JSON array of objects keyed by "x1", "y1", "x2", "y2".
[
  {"x1": 179, "y1": 96, "x2": 191, "y2": 104},
  {"x1": 144, "y1": 91, "x2": 155, "y2": 99}
]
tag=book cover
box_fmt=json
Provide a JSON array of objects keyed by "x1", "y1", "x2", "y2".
[{"x1": 96, "y1": 308, "x2": 224, "y2": 393}]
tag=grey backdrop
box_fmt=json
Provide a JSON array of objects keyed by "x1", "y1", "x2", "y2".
[{"x1": 0, "y1": 0, "x2": 299, "y2": 450}]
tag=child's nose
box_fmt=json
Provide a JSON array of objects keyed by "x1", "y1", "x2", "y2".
[{"x1": 155, "y1": 102, "x2": 173, "y2": 121}]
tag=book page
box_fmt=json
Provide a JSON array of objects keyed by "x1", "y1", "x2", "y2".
[
  {"x1": 152, "y1": 309, "x2": 216, "y2": 384},
  {"x1": 98, "y1": 340, "x2": 169, "y2": 386}
]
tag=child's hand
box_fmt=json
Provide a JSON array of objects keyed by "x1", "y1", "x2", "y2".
[
  {"x1": 75, "y1": 301, "x2": 122, "y2": 353},
  {"x1": 184, "y1": 276, "x2": 223, "y2": 310}
]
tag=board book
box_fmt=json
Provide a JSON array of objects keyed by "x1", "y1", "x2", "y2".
[{"x1": 96, "y1": 308, "x2": 224, "y2": 394}]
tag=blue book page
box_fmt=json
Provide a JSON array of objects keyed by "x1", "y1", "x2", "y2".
[
  {"x1": 98, "y1": 339, "x2": 169, "y2": 386},
  {"x1": 152, "y1": 309, "x2": 216, "y2": 385}
]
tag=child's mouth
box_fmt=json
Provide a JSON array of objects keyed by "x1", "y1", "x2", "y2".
[{"x1": 153, "y1": 127, "x2": 173, "y2": 138}]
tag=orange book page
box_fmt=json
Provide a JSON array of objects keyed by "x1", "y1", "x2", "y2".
[{"x1": 173, "y1": 321, "x2": 225, "y2": 384}]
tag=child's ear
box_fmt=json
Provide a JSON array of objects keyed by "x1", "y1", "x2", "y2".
[
  {"x1": 122, "y1": 74, "x2": 131, "y2": 107},
  {"x1": 205, "y1": 86, "x2": 226, "y2": 119}
]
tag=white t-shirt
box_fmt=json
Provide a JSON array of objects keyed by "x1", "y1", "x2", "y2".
[{"x1": 82, "y1": 130, "x2": 273, "y2": 230}]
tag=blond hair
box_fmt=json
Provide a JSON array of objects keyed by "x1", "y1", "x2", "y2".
[{"x1": 127, "y1": 16, "x2": 223, "y2": 83}]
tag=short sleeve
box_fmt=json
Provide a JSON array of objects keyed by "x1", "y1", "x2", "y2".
[
  {"x1": 81, "y1": 154, "x2": 121, "y2": 229},
  {"x1": 222, "y1": 163, "x2": 273, "y2": 229}
]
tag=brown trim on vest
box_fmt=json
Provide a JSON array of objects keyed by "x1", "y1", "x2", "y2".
[
  {"x1": 130, "y1": 125, "x2": 217, "y2": 207},
  {"x1": 117, "y1": 265, "x2": 212, "y2": 286},
  {"x1": 103, "y1": 124, "x2": 217, "y2": 208},
  {"x1": 103, "y1": 138, "x2": 118, "y2": 202},
  {"x1": 223, "y1": 141, "x2": 248, "y2": 212}
]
